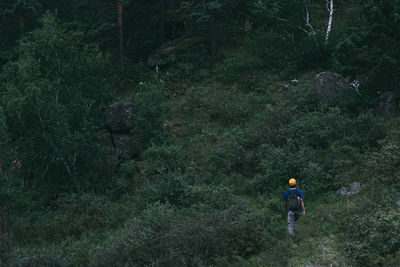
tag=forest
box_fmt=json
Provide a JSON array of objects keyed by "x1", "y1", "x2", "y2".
[{"x1": 0, "y1": 0, "x2": 399, "y2": 266}]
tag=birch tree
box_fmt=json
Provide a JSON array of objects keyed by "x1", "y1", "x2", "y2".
[{"x1": 325, "y1": 0, "x2": 333, "y2": 46}]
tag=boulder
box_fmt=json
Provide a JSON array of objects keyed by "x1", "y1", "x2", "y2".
[
  {"x1": 313, "y1": 72, "x2": 351, "y2": 105},
  {"x1": 104, "y1": 102, "x2": 134, "y2": 133},
  {"x1": 336, "y1": 182, "x2": 363, "y2": 195},
  {"x1": 147, "y1": 37, "x2": 204, "y2": 67},
  {"x1": 110, "y1": 133, "x2": 142, "y2": 158}
]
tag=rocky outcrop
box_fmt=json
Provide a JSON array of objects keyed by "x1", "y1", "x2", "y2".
[
  {"x1": 336, "y1": 182, "x2": 363, "y2": 195},
  {"x1": 109, "y1": 133, "x2": 142, "y2": 158},
  {"x1": 313, "y1": 72, "x2": 351, "y2": 105},
  {"x1": 104, "y1": 102, "x2": 134, "y2": 133},
  {"x1": 147, "y1": 37, "x2": 203, "y2": 67}
]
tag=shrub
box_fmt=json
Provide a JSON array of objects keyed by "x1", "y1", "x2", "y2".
[
  {"x1": 140, "y1": 172, "x2": 195, "y2": 206},
  {"x1": 368, "y1": 134, "x2": 400, "y2": 185},
  {"x1": 89, "y1": 189, "x2": 275, "y2": 266},
  {"x1": 131, "y1": 79, "x2": 169, "y2": 146},
  {"x1": 346, "y1": 208, "x2": 400, "y2": 266},
  {"x1": 12, "y1": 193, "x2": 127, "y2": 245},
  {"x1": 141, "y1": 143, "x2": 188, "y2": 174}
]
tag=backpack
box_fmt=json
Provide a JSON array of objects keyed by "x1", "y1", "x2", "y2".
[{"x1": 287, "y1": 189, "x2": 300, "y2": 211}]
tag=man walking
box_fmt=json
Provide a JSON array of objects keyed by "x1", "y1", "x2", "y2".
[{"x1": 283, "y1": 178, "x2": 305, "y2": 235}]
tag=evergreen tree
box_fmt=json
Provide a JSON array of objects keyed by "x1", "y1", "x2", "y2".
[
  {"x1": 334, "y1": 0, "x2": 400, "y2": 99},
  {"x1": 0, "y1": 0, "x2": 42, "y2": 64}
]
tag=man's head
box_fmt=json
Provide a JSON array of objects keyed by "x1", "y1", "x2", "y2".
[{"x1": 289, "y1": 178, "x2": 296, "y2": 188}]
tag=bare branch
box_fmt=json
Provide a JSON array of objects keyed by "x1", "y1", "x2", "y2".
[{"x1": 304, "y1": 1, "x2": 315, "y2": 35}]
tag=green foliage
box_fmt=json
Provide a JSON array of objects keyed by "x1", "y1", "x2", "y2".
[
  {"x1": 89, "y1": 196, "x2": 272, "y2": 266},
  {"x1": 333, "y1": 0, "x2": 400, "y2": 98},
  {"x1": 12, "y1": 193, "x2": 128, "y2": 245},
  {"x1": 140, "y1": 172, "x2": 193, "y2": 206},
  {"x1": 286, "y1": 108, "x2": 385, "y2": 149},
  {"x1": 131, "y1": 79, "x2": 169, "y2": 146},
  {"x1": 347, "y1": 208, "x2": 400, "y2": 265},
  {"x1": 0, "y1": 0, "x2": 43, "y2": 64},
  {"x1": 251, "y1": 0, "x2": 332, "y2": 72},
  {"x1": 141, "y1": 143, "x2": 188, "y2": 173},
  {"x1": 368, "y1": 133, "x2": 400, "y2": 185},
  {"x1": 0, "y1": 13, "x2": 114, "y2": 191}
]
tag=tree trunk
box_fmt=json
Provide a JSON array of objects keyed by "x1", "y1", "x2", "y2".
[
  {"x1": 117, "y1": 1, "x2": 124, "y2": 71},
  {"x1": 325, "y1": 0, "x2": 333, "y2": 47},
  {"x1": 159, "y1": 0, "x2": 166, "y2": 45}
]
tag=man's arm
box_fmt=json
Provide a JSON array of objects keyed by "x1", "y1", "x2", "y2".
[{"x1": 300, "y1": 198, "x2": 305, "y2": 216}]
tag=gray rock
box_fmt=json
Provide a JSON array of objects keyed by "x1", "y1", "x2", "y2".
[
  {"x1": 279, "y1": 84, "x2": 290, "y2": 93},
  {"x1": 111, "y1": 133, "x2": 142, "y2": 157},
  {"x1": 147, "y1": 37, "x2": 203, "y2": 67},
  {"x1": 313, "y1": 72, "x2": 351, "y2": 105},
  {"x1": 337, "y1": 182, "x2": 363, "y2": 195},
  {"x1": 104, "y1": 102, "x2": 134, "y2": 133},
  {"x1": 396, "y1": 200, "x2": 400, "y2": 207},
  {"x1": 266, "y1": 103, "x2": 274, "y2": 111}
]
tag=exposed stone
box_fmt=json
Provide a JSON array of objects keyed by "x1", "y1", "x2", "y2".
[
  {"x1": 313, "y1": 72, "x2": 351, "y2": 105},
  {"x1": 279, "y1": 84, "x2": 290, "y2": 93},
  {"x1": 337, "y1": 182, "x2": 363, "y2": 195},
  {"x1": 147, "y1": 37, "x2": 203, "y2": 67},
  {"x1": 244, "y1": 19, "x2": 253, "y2": 32},
  {"x1": 110, "y1": 133, "x2": 143, "y2": 158},
  {"x1": 104, "y1": 102, "x2": 134, "y2": 133}
]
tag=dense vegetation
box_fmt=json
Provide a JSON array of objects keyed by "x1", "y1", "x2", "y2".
[{"x1": 0, "y1": 0, "x2": 399, "y2": 266}]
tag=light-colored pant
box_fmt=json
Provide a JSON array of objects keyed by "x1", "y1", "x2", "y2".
[{"x1": 287, "y1": 211, "x2": 298, "y2": 235}]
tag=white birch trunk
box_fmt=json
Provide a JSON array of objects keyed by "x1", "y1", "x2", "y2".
[{"x1": 325, "y1": 0, "x2": 333, "y2": 46}]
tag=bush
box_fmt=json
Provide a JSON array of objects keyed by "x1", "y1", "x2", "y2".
[
  {"x1": 346, "y1": 208, "x2": 400, "y2": 266},
  {"x1": 368, "y1": 134, "x2": 400, "y2": 186},
  {"x1": 286, "y1": 108, "x2": 385, "y2": 149},
  {"x1": 12, "y1": 193, "x2": 128, "y2": 245},
  {"x1": 140, "y1": 172, "x2": 196, "y2": 206},
  {"x1": 141, "y1": 143, "x2": 188, "y2": 174},
  {"x1": 131, "y1": 79, "x2": 169, "y2": 146},
  {"x1": 89, "y1": 187, "x2": 276, "y2": 266}
]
